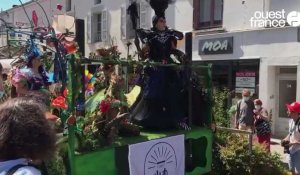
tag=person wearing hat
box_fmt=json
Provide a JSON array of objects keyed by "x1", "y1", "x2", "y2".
[
  {"x1": 282, "y1": 102, "x2": 300, "y2": 175},
  {"x1": 130, "y1": 0, "x2": 189, "y2": 130},
  {"x1": 12, "y1": 41, "x2": 49, "y2": 97},
  {"x1": 253, "y1": 99, "x2": 271, "y2": 152}
]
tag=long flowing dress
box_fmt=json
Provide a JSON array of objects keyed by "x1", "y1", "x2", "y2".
[{"x1": 130, "y1": 28, "x2": 188, "y2": 130}]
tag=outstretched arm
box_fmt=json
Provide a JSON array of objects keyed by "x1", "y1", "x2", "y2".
[
  {"x1": 134, "y1": 34, "x2": 149, "y2": 60},
  {"x1": 135, "y1": 29, "x2": 153, "y2": 60},
  {"x1": 136, "y1": 28, "x2": 153, "y2": 43},
  {"x1": 168, "y1": 29, "x2": 184, "y2": 40}
]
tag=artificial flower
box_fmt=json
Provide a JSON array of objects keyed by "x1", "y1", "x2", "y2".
[
  {"x1": 52, "y1": 96, "x2": 68, "y2": 110},
  {"x1": 99, "y1": 100, "x2": 110, "y2": 113},
  {"x1": 63, "y1": 88, "x2": 68, "y2": 97},
  {"x1": 67, "y1": 115, "x2": 76, "y2": 125}
]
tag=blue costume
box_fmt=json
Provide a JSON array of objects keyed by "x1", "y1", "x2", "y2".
[{"x1": 12, "y1": 39, "x2": 49, "y2": 91}]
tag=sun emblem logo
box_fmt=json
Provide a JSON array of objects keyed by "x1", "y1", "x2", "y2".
[{"x1": 144, "y1": 142, "x2": 177, "y2": 175}]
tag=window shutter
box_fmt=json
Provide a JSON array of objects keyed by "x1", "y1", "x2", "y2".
[
  {"x1": 139, "y1": 1, "x2": 148, "y2": 29},
  {"x1": 193, "y1": 0, "x2": 200, "y2": 30},
  {"x1": 87, "y1": 12, "x2": 92, "y2": 43},
  {"x1": 101, "y1": 9, "x2": 108, "y2": 42},
  {"x1": 121, "y1": 5, "x2": 127, "y2": 39}
]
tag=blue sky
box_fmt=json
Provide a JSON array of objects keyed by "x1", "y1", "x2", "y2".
[{"x1": 0, "y1": 0, "x2": 31, "y2": 11}]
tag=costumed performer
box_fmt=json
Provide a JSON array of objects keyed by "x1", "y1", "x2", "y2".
[
  {"x1": 130, "y1": 0, "x2": 189, "y2": 130},
  {"x1": 12, "y1": 40, "x2": 50, "y2": 96}
]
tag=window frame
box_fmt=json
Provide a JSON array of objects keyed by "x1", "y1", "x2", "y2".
[
  {"x1": 88, "y1": 5, "x2": 108, "y2": 43},
  {"x1": 95, "y1": 0, "x2": 101, "y2": 5},
  {"x1": 193, "y1": 0, "x2": 223, "y2": 30},
  {"x1": 66, "y1": 0, "x2": 72, "y2": 12},
  {"x1": 95, "y1": 13, "x2": 102, "y2": 42},
  {"x1": 121, "y1": 1, "x2": 150, "y2": 40}
]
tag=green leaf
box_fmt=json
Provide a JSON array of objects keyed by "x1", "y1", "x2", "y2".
[{"x1": 85, "y1": 89, "x2": 105, "y2": 113}]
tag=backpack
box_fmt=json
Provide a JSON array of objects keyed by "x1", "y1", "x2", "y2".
[
  {"x1": 6, "y1": 164, "x2": 28, "y2": 175},
  {"x1": 289, "y1": 118, "x2": 300, "y2": 135},
  {"x1": 5, "y1": 163, "x2": 45, "y2": 175}
]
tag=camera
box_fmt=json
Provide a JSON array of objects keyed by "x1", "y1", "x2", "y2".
[{"x1": 281, "y1": 140, "x2": 290, "y2": 154}]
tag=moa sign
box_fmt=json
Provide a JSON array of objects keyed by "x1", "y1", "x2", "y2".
[{"x1": 199, "y1": 37, "x2": 233, "y2": 55}]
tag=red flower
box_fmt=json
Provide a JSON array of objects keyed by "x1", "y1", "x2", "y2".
[
  {"x1": 67, "y1": 115, "x2": 76, "y2": 125},
  {"x1": 63, "y1": 88, "x2": 68, "y2": 97},
  {"x1": 99, "y1": 100, "x2": 110, "y2": 113},
  {"x1": 64, "y1": 41, "x2": 77, "y2": 54},
  {"x1": 52, "y1": 96, "x2": 68, "y2": 110},
  {"x1": 57, "y1": 4, "x2": 63, "y2": 11}
]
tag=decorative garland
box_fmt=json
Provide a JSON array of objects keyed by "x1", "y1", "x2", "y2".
[{"x1": 83, "y1": 57, "x2": 211, "y2": 69}]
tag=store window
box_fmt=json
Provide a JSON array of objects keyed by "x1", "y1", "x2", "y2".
[{"x1": 198, "y1": 59, "x2": 260, "y2": 105}]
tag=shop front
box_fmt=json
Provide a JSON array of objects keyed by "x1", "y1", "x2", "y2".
[
  {"x1": 195, "y1": 36, "x2": 260, "y2": 106},
  {"x1": 199, "y1": 59, "x2": 260, "y2": 97},
  {"x1": 190, "y1": 27, "x2": 300, "y2": 137}
]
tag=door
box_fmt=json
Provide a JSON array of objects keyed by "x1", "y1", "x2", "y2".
[{"x1": 275, "y1": 76, "x2": 297, "y2": 137}]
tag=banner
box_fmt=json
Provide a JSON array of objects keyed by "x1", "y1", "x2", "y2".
[{"x1": 129, "y1": 135, "x2": 185, "y2": 175}]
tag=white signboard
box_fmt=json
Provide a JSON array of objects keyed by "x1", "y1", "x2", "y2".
[
  {"x1": 235, "y1": 72, "x2": 256, "y2": 88},
  {"x1": 236, "y1": 77, "x2": 255, "y2": 87},
  {"x1": 128, "y1": 135, "x2": 185, "y2": 175}
]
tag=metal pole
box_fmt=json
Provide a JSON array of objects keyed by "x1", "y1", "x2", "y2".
[
  {"x1": 185, "y1": 32, "x2": 193, "y2": 171},
  {"x1": 18, "y1": 0, "x2": 34, "y2": 29},
  {"x1": 207, "y1": 64, "x2": 213, "y2": 124},
  {"x1": 125, "y1": 42, "x2": 131, "y2": 93},
  {"x1": 248, "y1": 133, "x2": 253, "y2": 153},
  {"x1": 185, "y1": 32, "x2": 193, "y2": 126},
  {"x1": 6, "y1": 29, "x2": 11, "y2": 58}
]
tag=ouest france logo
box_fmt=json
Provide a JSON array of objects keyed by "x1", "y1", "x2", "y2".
[{"x1": 250, "y1": 10, "x2": 300, "y2": 28}]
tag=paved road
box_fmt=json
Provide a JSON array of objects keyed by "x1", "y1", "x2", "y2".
[{"x1": 270, "y1": 138, "x2": 288, "y2": 164}]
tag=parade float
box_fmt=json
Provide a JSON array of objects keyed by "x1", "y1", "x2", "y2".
[{"x1": 0, "y1": 0, "x2": 213, "y2": 174}]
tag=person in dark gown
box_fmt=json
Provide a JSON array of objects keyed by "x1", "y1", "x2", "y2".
[{"x1": 130, "y1": 0, "x2": 189, "y2": 130}]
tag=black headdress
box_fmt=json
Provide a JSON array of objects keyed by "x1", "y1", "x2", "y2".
[{"x1": 146, "y1": 0, "x2": 175, "y2": 26}]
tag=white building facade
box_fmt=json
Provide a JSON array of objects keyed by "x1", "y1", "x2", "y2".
[
  {"x1": 184, "y1": 0, "x2": 300, "y2": 137},
  {"x1": 68, "y1": 0, "x2": 299, "y2": 137},
  {"x1": 65, "y1": 0, "x2": 155, "y2": 58},
  {"x1": 0, "y1": 0, "x2": 66, "y2": 47},
  {"x1": 2, "y1": 0, "x2": 298, "y2": 137}
]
